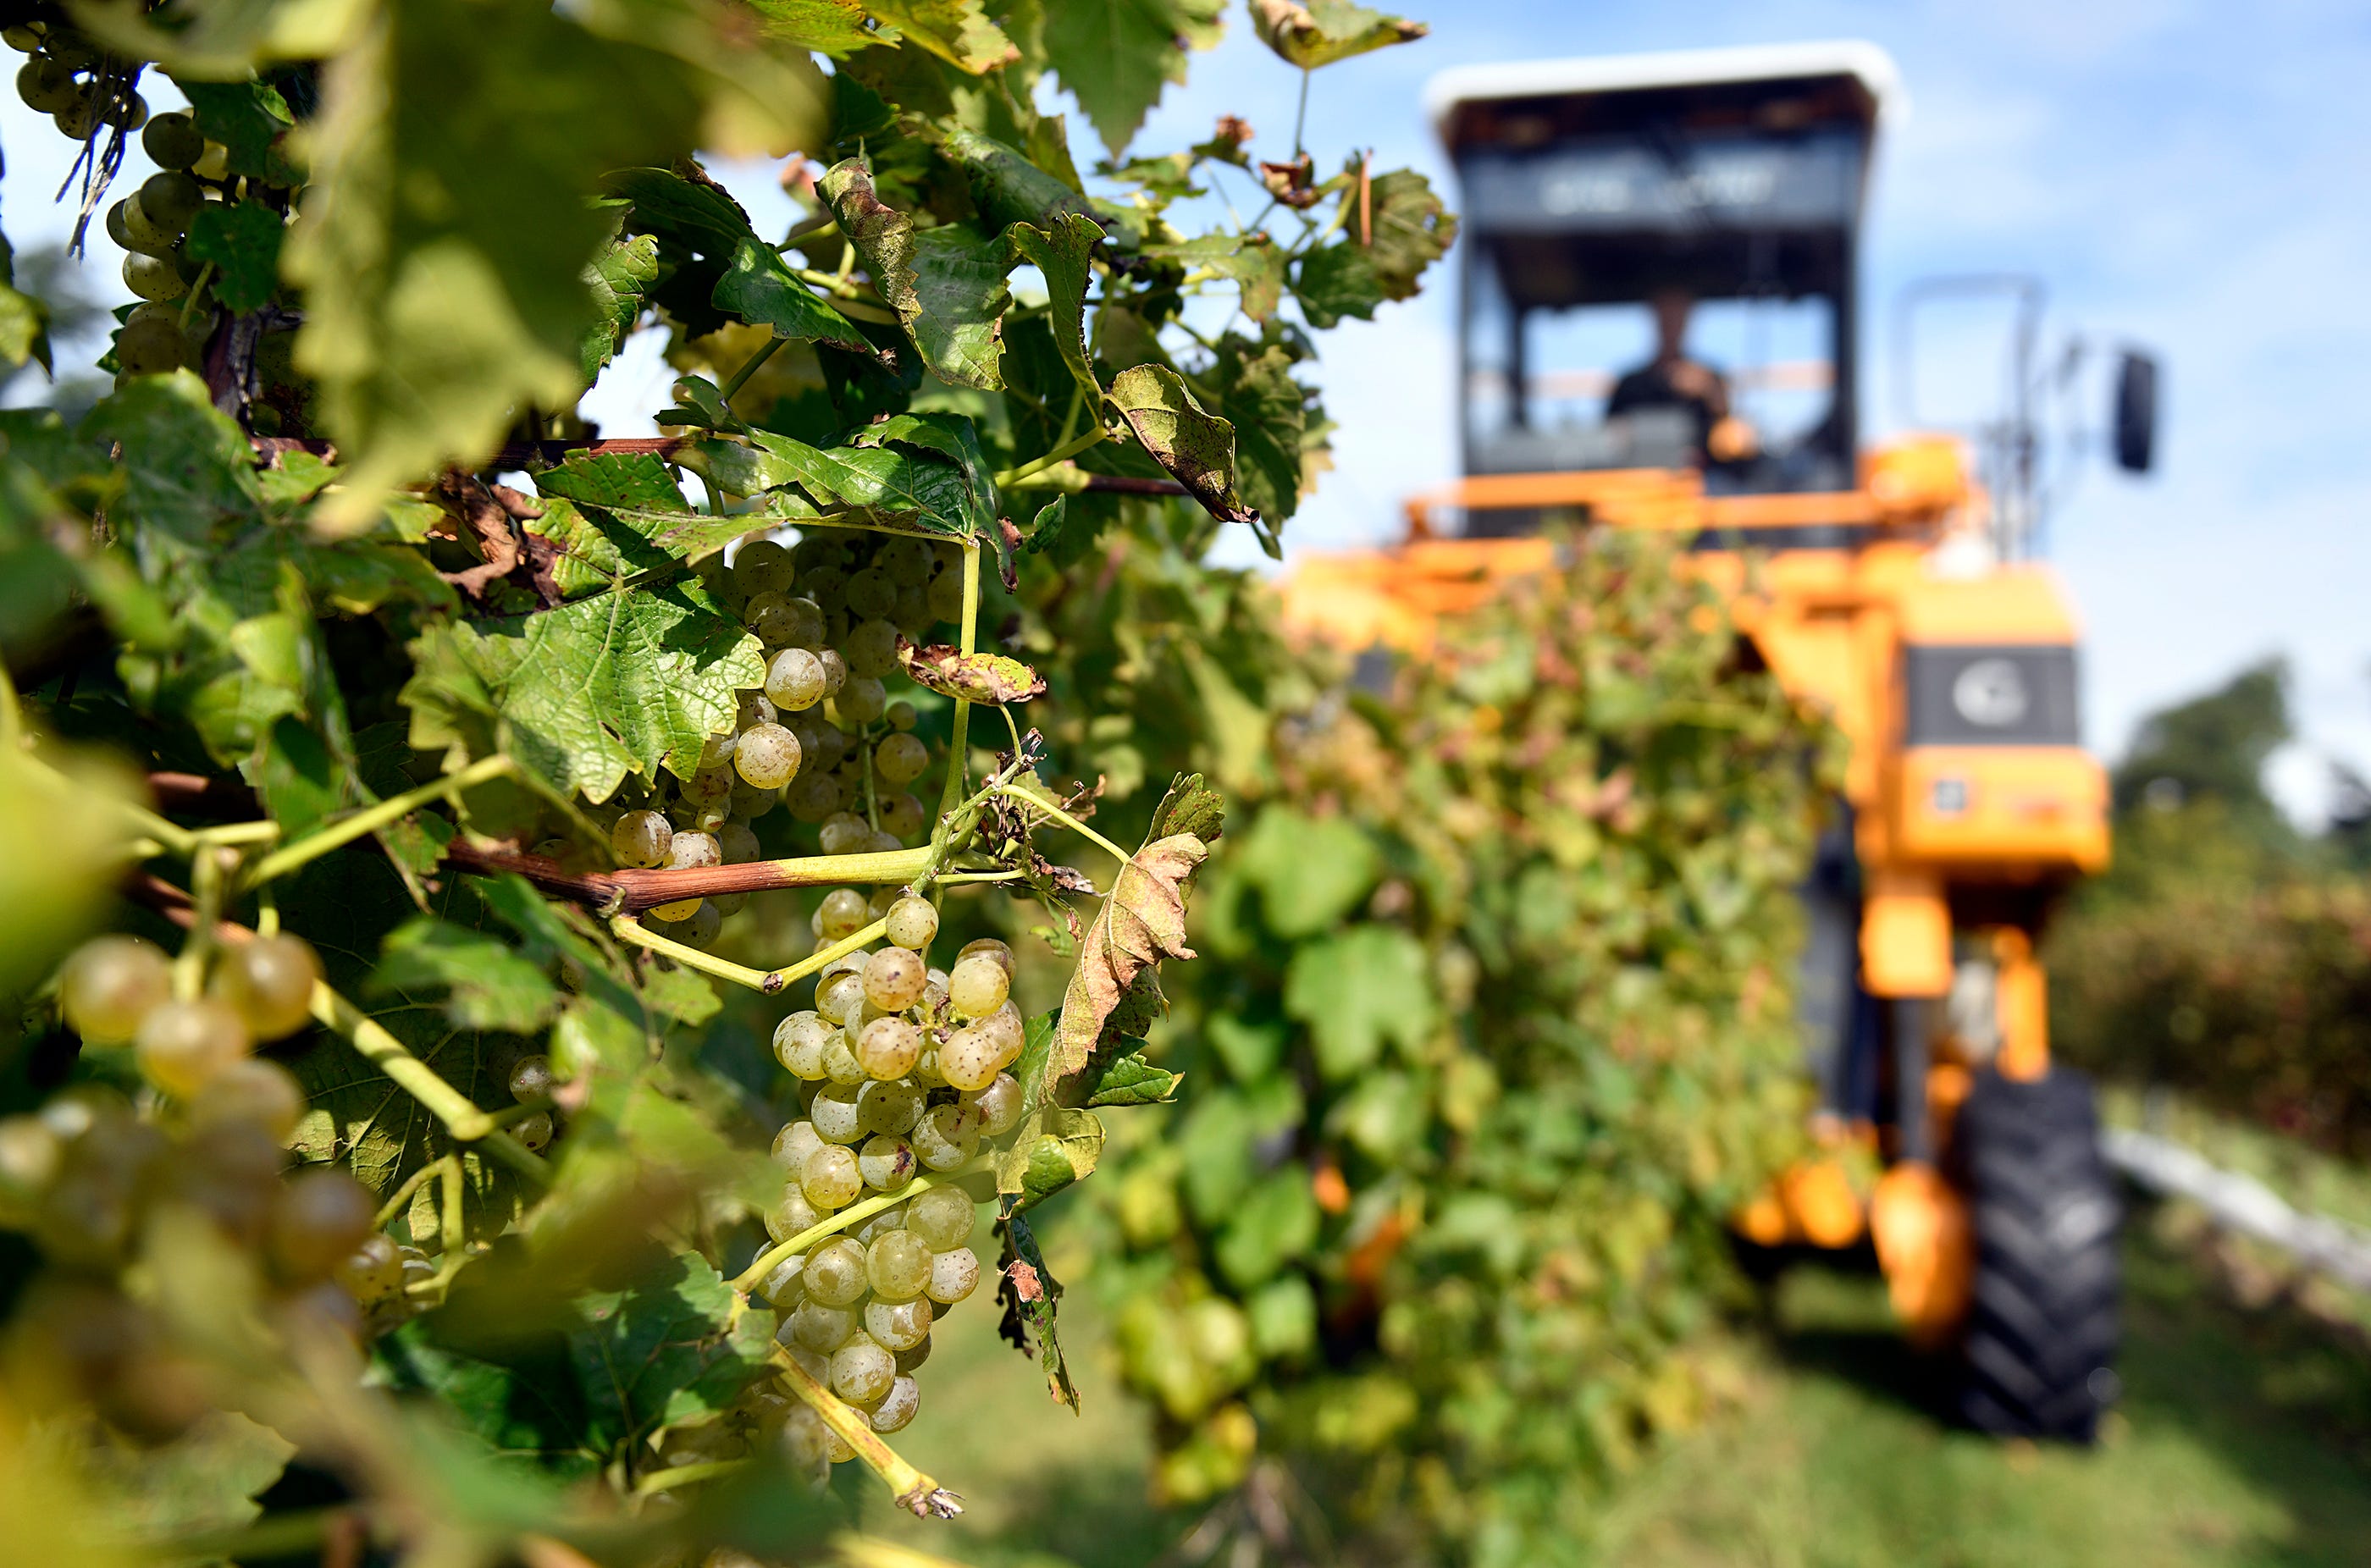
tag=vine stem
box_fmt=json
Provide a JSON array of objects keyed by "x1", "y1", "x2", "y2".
[
  {"x1": 0, "y1": 658, "x2": 21, "y2": 749},
  {"x1": 309, "y1": 985, "x2": 551, "y2": 1180},
  {"x1": 775, "y1": 1347, "x2": 962, "y2": 1518},
  {"x1": 611, "y1": 914, "x2": 777, "y2": 993},
  {"x1": 935, "y1": 538, "x2": 981, "y2": 827},
  {"x1": 244, "y1": 754, "x2": 515, "y2": 888},
  {"x1": 631, "y1": 1459, "x2": 750, "y2": 1499},
  {"x1": 729, "y1": 1155, "x2": 990, "y2": 1295},
  {"x1": 993, "y1": 426, "x2": 1106, "y2": 489},
  {"x1": 718, "y1": 335, "x2": 785, "y2": 401},
  {"x1": 992, "y1": 782, "x2": 1132, "y2": 868}
]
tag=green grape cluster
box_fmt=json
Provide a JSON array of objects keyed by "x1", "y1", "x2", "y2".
[
  {"x1": 760, "y1": 929, "x2": 1025, "y2": 1477},
  {"x1": 58, "y1": 930, "x2": 321, "y2": 1100},
  {"x1": 6, "y1": 18, "x2": 144, "y2": 145},
  {"x1": 0, "y1": 1041, "x2": 399, "y2": 1442},
  {"x1": 552, "y1": 530, "x2": 968, "y2": 954},
  {"x1": 8, "y1": 19, "x2": 295, "y2": 383}
]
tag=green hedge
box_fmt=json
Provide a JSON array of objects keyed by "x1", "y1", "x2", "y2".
[
  {"x1": 2048, "y1": 803, "x2": 2371, "y2": 1157},
  {"x1": 1036, "y1": 532, "x2": 1838, "y2": 1560}
]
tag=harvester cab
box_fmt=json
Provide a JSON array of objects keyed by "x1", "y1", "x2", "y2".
[{"x1": 1280, "y1": 41, "x2": 2158, "y2": 1442}]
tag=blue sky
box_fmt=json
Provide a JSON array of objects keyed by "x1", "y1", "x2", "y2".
[{"x1": 3, "y1": 3, "x2": 2365, "y2": 817}]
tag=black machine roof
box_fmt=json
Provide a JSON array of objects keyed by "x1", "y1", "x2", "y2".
[{"x1": 1431, "y1": 43, "x2": 1898, "y2": 309}]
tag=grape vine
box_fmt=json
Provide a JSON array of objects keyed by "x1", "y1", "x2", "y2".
[
  {"x1": 1014, "y1": 529, "x2": 1844, "y2": 1561},
  {"x1": 0, "y1": 0, "x2": 1446, "y2": 1561}
]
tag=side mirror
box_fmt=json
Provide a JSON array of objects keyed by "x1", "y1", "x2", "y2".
[{"x1": 2113, "y1": 351, "x2": 2158, "y2": 474}]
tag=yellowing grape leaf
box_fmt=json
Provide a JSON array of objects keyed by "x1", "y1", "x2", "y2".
[
  {"x1": 1247, "y1": 0, "x2": 1426, "y2": 69},
  {"x1": 1043, "y1": 772, "x2": 1220, "y2": 1111},
  {"x1": 1141, "y1": 232, "x2": 1285, "y2": 322},
  {"x1": 745, "y1": 0, "x2": 878, "y2": 54},
  {"x1": 1293, "y1": 166, "x2": 1457, "y2": 329},
  {"x1": 1201, "y1": 334, "x2": 1310, "y2": 523},
  {"x1": 1105, "y1": 365, "x2": 1268, "y2": 547},
  {"x1": 864, "y1": 0, "x2": 1020, "y2": 72},
  {"x1": 898, "y1": 641, "x2": 1047, "y2": 704}
]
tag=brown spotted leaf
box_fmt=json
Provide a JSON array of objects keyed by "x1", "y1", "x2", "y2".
[
  {"x1": 898, "y1": 639, "x2": 1047, "y2": 704},
  {"x1": 1045, "y1": 825, "x2": 1208, "y2": 1107}
]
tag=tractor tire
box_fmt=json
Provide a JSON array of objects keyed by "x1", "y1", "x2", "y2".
[{"x1": 1954, "y1": 1065, "x2": 2120, "y2": 1442}]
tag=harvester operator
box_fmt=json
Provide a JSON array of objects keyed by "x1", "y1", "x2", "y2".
[{"x1": 1607, "y1": 287, "x2": 1760, "y2": 466}]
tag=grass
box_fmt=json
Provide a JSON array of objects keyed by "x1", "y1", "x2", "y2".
[
  {"x1": 1592, "y1": 1215, "x2": 2371, "y2": 1567},
  {"x1": 832, "y1": 1206, "x2": 2371, "y2": 1567}
]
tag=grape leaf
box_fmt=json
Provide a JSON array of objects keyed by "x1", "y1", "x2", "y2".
[
  {"x1": 531, "y1": 449, "x2": 752, "y2": 588},
  {"x1": 898, "y1": 641, "x2": 1047, "y2": 704},
  {"x1": 1023, "y1": 494, "x2": 1076, "y2": 556},
  {"x1": 820, "y1": 162, "x2": 1015, "y2": 388},
  {"x1": 581, "y1": 232, "x2": 660, "y2": 384},
  {"x1": 739, "y1": 428, "x2": 991, "y2": 537},
  {"x1": 373, "y1": 916, "x2": 562, "y2": 1035},
  {"x1": 184, "y1": 201, "x2": 287, "y2": 314},
  {"x1": 1045, "y1": 791, "x2": 1212, "y2": 1108},
  {"x1": 0, "y1": 246, "x2": 48, "y2": 372},
  {"x1": 1293, "y1": 167, "x2": 1458, "y2": 329},
  {"x1": 1086, "y1": 1051, "x2": 1181, "y2": 1107},
  {"x1": 864, "y1": 0, "x2": 1019, "y2": 72},
  {"x1": 375, "y1": 1321, "x2": 600, "y2": 1478},
  {"x1": 1150, "y1": 767, "x2": 1226, "y2": 845},
  {"x1": 995, "y1": 1207, "x2": 1077, "y2": 1410},
  {"x1": 1247, "y1": 0, "x2": 1427, "y2": 69},
  {"x1": 1142, "y1": 233, "x2": 1285, "y2": 323},
  {"x1": 851, "y1": 412, "x2": 1000, "y2": 521},
  {"x1": 176, "y1": 80, "x2": 307, "y2": 185},
  {"x1": 713, "y1": 237, "x2": 877, "y2": 357},
  {"x1": 1042, "y1": 0, "x2": 1227, "y2": 157},
  {"x1": 942, "y1": 128, "x2": 1098, "y2": 234},
  {"x1": 570, "y1": 1252, "x2": 776, "y2": 1458},
  {"x1": 80, "y1": 373, "x2": 263, "y2": 544},
  {"x1": 401, "y1": 577, "x2": 764, "y2": 802},
  {"x1": 1282, "y1": 925, "x2": 1436, "y2": 1080},
  {"x1": 746, "y1": 0, "x2": 879, "y2": 54},
  {"x1": 906, "y1": 224, "x2": 1014, "y2": 389},
  {"x1": 285, "y1": 0, "x2": 820, "y2": 530},
  {"x1": 1201, "y1": 334, "x2": 1308, "y2": 523},
  {"x1": 1214, "y1": 1167, "x2": 1320, "y2": 1289},
  {"x1": 1006, "y1": 213, "x2": 1103, "y2": 408},
  {"x1": 67, "y1": 1411, "x2": 296, "y2": 1542},
  {"x1": 1105, "y1": 364, "x2": 1264, "y2": 541},
  {"x1": 606, "y1": 167, "x2": 879, "y2": 360},
  {"x1": 605, "y1": 164, "x2": 755, "y2": 254},
  {"x1": 1228, "y1": 804, "x2": 1379, "y2": 938}
]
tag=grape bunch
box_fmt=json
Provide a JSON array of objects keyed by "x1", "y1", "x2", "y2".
[
  {"x1": 758, "y1": 925, "x2": 1029, "y2": 1477},
  {"x1": 6, "y1": 18, "x2": 145, "y2": 146},
  {"x1": 8, "y1": 19, "x2": 292, "y2": 382},
  {"x1": 58, "y1": 929, "x2": 321, "y2": 1101},
  {"x1": 572, "y1": 528, "x2": 968, "y2": 955},
  {"x1": 0, "y1": 930, "x2": 420, "y2": 1437}
]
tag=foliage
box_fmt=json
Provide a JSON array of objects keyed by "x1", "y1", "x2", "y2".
[
  {"x1": 1022, "y1": 529, "x2": 1839, "y2": 1560},
  {"x1": 2052, "y1": 660, "x2": 2371, "y2": 1156},
  {"x1": 0, "y1": 1, "x2": 1445, "y2": 1564},
  {"x1": 2048, "y1": 799, "x2": 2371, "y2": 1157},
  {"x1": 2108, "y1": 656, "x2": 2292, "y2": 824}
]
